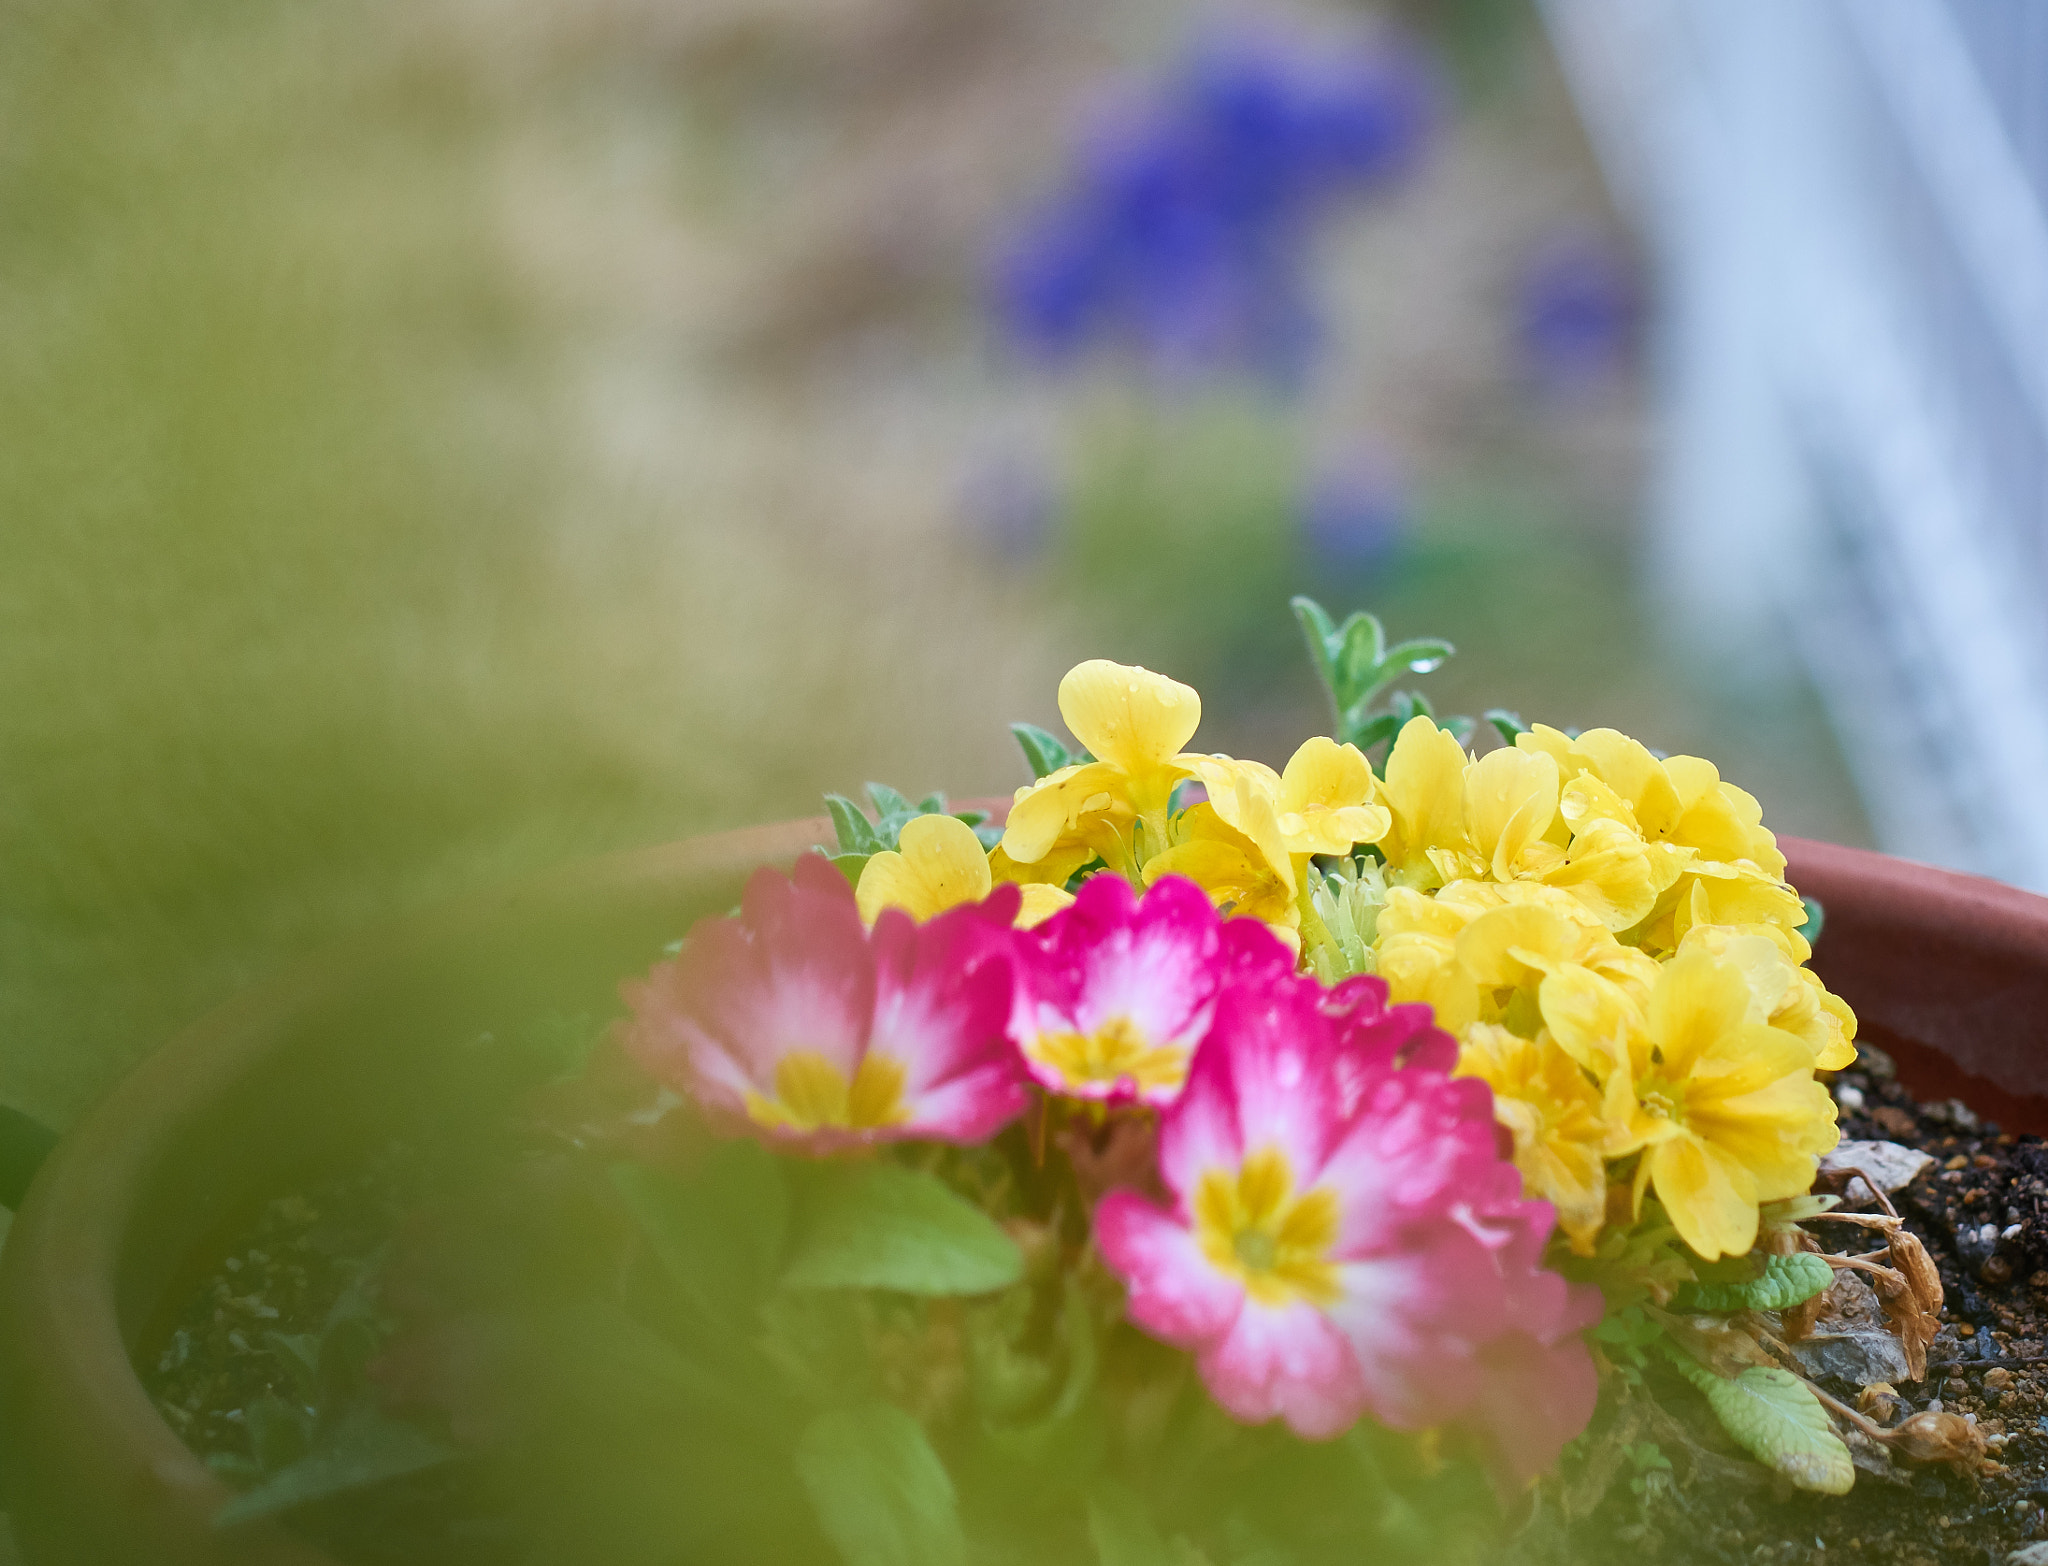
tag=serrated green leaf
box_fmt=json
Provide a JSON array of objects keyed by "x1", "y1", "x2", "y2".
[
  {"x1": 784, "y1": 1164, "x2": 1022, "y2": 1296},
  {"x1": 612, "y1": 1144, "x2": 789, "y2": 1330},
  {"x1": 797, "y1": 1404, "x2": 966, "y2": 1566},
  {"x1": 214, "y1": 1405, "x2": 457, "y2": 1526},
  {"x1": 1675, "y1": 1251, "x2": 1834, "y2": 1313},
  {"x1": 825, "y1": 794, "x2": 884, "y2": 855},
  {"x1": 1010, "y1": 722, "x2": 1075, "y2": 781},
  {"x1": 1663, "y1": 1348, "x2": 1853, "y2": 1494},
  {"x1": 866, "y1": 783, "x2": 914, "y2": 819}
]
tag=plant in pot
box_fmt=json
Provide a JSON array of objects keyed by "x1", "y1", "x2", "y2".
[{"x1": 3, "y1": 597, "x2": 2041, "y2": 1566}]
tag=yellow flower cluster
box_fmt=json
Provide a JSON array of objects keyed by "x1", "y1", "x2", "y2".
[{"x1": 855, "y1": 658, "x2": 1854, "y2": 1264}]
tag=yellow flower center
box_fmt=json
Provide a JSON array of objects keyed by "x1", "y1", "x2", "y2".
[
  {"x1": 1193, "y1": 1145, "x2": 1341, "y2": 1308},
  {"x1": 1030, "y1": 1015, "x2": 1190, "y2": 1095},
  {"x1": 744, "y1": 1051, "x2": 908, "y2": 1133}
]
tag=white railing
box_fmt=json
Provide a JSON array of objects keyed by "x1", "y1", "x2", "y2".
[{"x1": 1540, "y1": 0, "x2": 2048, "y2": 892}]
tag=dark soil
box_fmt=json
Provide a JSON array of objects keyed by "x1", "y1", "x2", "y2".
[{"x1": 1518, "y1": 1038, "x2": 2048, "y2": 1566}]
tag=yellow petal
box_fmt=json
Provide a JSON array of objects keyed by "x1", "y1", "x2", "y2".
[
  {"x1": 1377, "y1": 930, "x2": 1476, "y2": 1033},
  {"x1": 1541, "y1": 815, "x2": 1657, "y2": 931},
  {"x1": 1279, "y1": 736, "x2": 1377, "y2": 814},
  {"x1": 990, "y1": 839, "x2": 1092, "y2": 887},
  {"x1": 1056, "y1": 660, "x2": 1201, "y2": 778},
  {"x1": 999, "y1": 760, "x2": 1129, "y2": 865},
  {"x1": 1015, "y1": 882, "x2": 1077, "y2": 928},
  {"x1": 1381, "y1": 717, "x2": 1471, "y2": 872},
  {"x1": 1649, "y1": 1133, "x2": 1759, "y2": 1260},
  {"x1": 1538, "y1": 964, "x2": 1641, "y2": 1079},
  {"x1": 1464, "y1": 746, "x2": 1560, "y2": 882},
  {"x1": 1571, "y1": 729, "x2": 1683, "y2": 838},
  {"x1": 1647, "y1": 950, "x2": 1757, "y2": 1080},
  {"x1": 1673, "y1": 780, "x2": 1786, "y2": 877},
  {"x1": 1455, "y1": 902, "x2": 1584, "y2": 990},
  {"x1": 856, "y1": 813, "x2": 992, "y2": 922}
]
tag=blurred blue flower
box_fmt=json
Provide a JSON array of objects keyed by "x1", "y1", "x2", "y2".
[
  {"x1": 1298, "y1": 449, "x2": 1409, "y2": 574},
  {"x1": 994, "y1": 26, "x2": 1440, "y2": 386},
  {"x1": 1515, "y1": 226, "x2": 1638, "y2": 395}
]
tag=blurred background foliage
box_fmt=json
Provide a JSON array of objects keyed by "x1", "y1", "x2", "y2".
[{"x1": 0, "y1": 0, "x2": 1867, "y2": 1137}]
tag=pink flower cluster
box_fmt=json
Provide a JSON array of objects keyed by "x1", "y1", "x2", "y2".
[{"x1": 621, "y1": 853, "x2": 1596, "y2": 1482}]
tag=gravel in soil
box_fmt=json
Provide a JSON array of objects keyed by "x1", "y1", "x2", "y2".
[{"x1": 1518, "y1": 1039, "x2": 2048, "y2": 1566}]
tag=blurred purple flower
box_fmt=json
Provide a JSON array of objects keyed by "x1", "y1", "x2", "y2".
[
  {"x1": 1515, "y1": 226, "x2": 1638, "y2": 395},
  {"x1": 994, "y1": 26, "x2": 1441, "y2": 386},
  {"x1": 1299, "y1": 449, "x2": 1409, "y2": 574}
]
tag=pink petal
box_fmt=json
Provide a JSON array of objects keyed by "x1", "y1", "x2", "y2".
[
  {"x1": 1154, "y1": 1047, "x2": 1245, "y2": 1202},
  {"x1": 1196, "y1": 1298, "x2": 1368, "y2": 1439},
  {"x1": 1095, "y1": 1191, "x2": 1245, "y2": 1345},
  {"x1": 1459, "y1": 1330, "x2": 1600, "y2": 1493},
  {"x1": 1198, "y1": 979, "x2": 1344, "y2": 1183},
  {"x1": 1323, "y1": 1238, "x2": 1492, "y2": 1429}
]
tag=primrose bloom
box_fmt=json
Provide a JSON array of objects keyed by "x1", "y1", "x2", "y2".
[
  {"x1": 857, "y1": 813, "x2": 1074, "y2": 928},
  {"x1": 1162, "y1": 737, "x2": 1392, "y2": 936},
  {"x1": 1544, "y1": 948, "x2": 1839, "y2": 1259},
  {"x1": 1095, "y1": 972, "x2": 1597, "y2": 1468},
  {"x1": 1011, "y1": 873, "x2": 1295, "y2": 1105},
  {"x1": 1000, "y1": 661, "x2": 1201, "y2": 879},
  {"x1": 623, "y1": 854, "x2": 1030, "y2": 1151}
]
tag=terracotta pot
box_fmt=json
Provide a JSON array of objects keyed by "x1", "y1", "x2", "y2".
[{"x1": 1, "y1": 826, "x2": 2044, "y2": 1564}]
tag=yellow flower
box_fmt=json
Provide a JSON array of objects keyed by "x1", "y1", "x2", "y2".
[
  {"x1": 1000, "y1": 661, "x2": 1201, "y2": 877},
  {"x1": 1180, "y1": 737, "x2": 1390, "y2": 938},
  {"x1": 1460, "y1": 747, "x2": 1670, "y2": 931},
  {"x1": 1675, "y1": 924, "x2": 1858, "y2": 1070},
  {"x1": 1373, "y1": 883, "x2": 1656, "y2": 1039},
  {"x1": 1515, "y1": 725, "x2": 1802, "y2": 951},
  {"x1": 1375, "y1": 716, "x2": 1475, "y2": 887},
  {"x1": 1456, "y1": 1024, "x2": 1618, "y2": 1256},
  {"x1": 1546, "y1": 948, "x2": 1838, "y2": 1260},
  {"x1": 1144, "y1": 779, "x2": 1299, "y2": 934},
  {"x1": 858, "y1": 814, "x2": 1072, "y2": 928}
]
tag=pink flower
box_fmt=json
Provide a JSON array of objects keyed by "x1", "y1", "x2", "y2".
[
  {"x1": 1094, "y1": 974, "x2": 1596, "y2": 1461},
  {"x1": 1010, "y1": 873, "x2": 1296, "y2": 1106},
  {"x1": 622, "y1": 854, "x2": 1030, "y2": 1151}
]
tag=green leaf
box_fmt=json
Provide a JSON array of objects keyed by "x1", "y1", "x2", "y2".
[
  {"x1": 612, "y1": 1144, "x2": 789, "y2": 1330},
  {"x1": 866, "y1": 783, "x2": 914, "y2": 820},
  {"x1": 1388, "y1": 690, "x2": 1435, "y2": 723},
  {"x1": 784, "y1": 1164, "x2": 1023, "y2": 1296},
  {"x1": 1675, "y1": 1251, "x2": 1834, "y2": 1313},
  {"x1": 830, "y1": 852, "x2": 872, "y2": 888},
  {"x1": 1011, "y1": 722, "x2": 1076, "y2": 781},
  {"x1": 1663, "y1": 1348, "x2": 1853, "y2": 1494},
  {"x1": 263, "y1": 1332, "x2": 321, "y2": 1405},
  {"x1": 1484, "y1": 708, "x2": 1528, "y2": 746},
  {"x1": 1797, "y1": 896, "x2": 1825, "y2": 945},
  {"x1": 918, "y1": 792, "x2": 950, "y2": 815},
  {"x1": 1335, "y1": 612, "x2": 1391, "y2": 707},
  {"x1": 1343, "y1": 711, "x2": 1402, "y2": 754},
  {"x1": 1290, "y1": 596, "x2": 1342, "y2": 703},
  {"x1": 1088, "y1": 1484, "x2": 1174, "y2": 1566},
  {"x1": 244, "y1": 1393, "x2": 313, "y2": 1474},
  {"x1": 796, "y1": 1404, "x2": 966, "y2": 1566},
  {"x1": 826, "y1": 794, "x2": 884, "y2": 855},
  {"x1": 1382, "y1": 636, "x2": 1453, "y2": 679},
  {"x1": 214, "y1": 1405, "x2": 457, "y2": 1526}
]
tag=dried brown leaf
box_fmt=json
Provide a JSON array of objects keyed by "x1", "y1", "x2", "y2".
[{"x1": 1874, "y1": 1229, "x2": 1944, "y2": 1382}]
